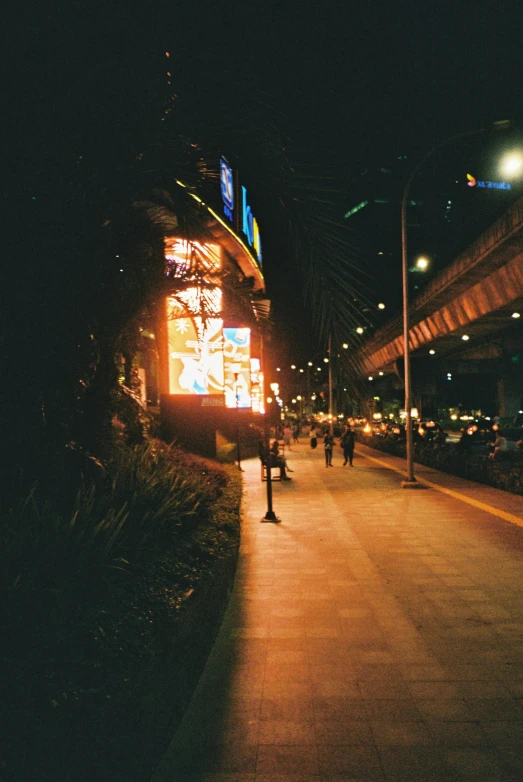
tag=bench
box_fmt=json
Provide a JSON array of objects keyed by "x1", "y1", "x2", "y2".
[{"x1": 259, "y1": 457, "x2": 281, "y2": 482}]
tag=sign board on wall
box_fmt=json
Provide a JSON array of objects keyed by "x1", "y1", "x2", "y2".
[
  {"x1": 220, "y1": 157, "x2": 234, "y2": 221},
  {"x1": 223, "y1": 328, "x2": 251, "y2": 408},
  {"x1": 166, "y1": 240, "x2": 225, "y2": 396},
  {"x1": 220, "y1": 157, "x2": 262, "y2": 265},
  {"x1": 167, "y1": 307, "x2": 225, "y2": 395}
]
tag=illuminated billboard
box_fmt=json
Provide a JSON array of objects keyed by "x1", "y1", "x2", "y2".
[
  {"x1": 166, "y1": 240, "x2": 225, "y2": 396},
  {"x1": 250, "y1": 357, "x2": 264, "y2": 414},
  {"x1": 223, "y1": 328, "x2": 251, "y2": 408},
  {"x1": 167, "y1": 307, "x2": 224, "y2": 395}
]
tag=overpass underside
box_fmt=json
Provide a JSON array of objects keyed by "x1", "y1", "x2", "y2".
[{"x1": 356, "y1": 197, "x2": 523, "y2": 416}]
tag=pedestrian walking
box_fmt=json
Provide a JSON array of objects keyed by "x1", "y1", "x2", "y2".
[
  {"x1": 323, "y1": 430, "x2": 334, "y2": 466},
  {"x1": 340, "y1": 426, "x2": 355, "y2": 466},
  {"x1": 309, "y1": 423, "x2": 318, "y2": 449}
]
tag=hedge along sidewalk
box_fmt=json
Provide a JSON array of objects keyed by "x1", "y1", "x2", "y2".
[
  {"x1": 356, "y1": 440, "x2": 523, "y2": 529},
  {"x1": 2, "y1": 457, "x2": 243, "y2": 782}
]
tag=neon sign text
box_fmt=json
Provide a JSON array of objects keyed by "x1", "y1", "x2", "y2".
[
  {"x1": 467, "y1": 173, "x2": 511, "y2": 190},
  {"x1": 241, "y1": 186, "x2": 262, "y2": 264},
  {"x1": 220, "y1": 158, "x2": 234, "y2": 221}
]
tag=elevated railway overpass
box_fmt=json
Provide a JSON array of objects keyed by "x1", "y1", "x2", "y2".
[{"x1": 354, "y1": 196, "x2": 523, "y2": 418}]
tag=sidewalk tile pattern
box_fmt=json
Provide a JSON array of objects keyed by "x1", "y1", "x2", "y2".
[{"x1": 153, "y1": 441, "x2": 523, "y2": 781}]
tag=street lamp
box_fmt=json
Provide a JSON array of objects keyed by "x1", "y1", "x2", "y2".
[
  {"x1": 500, "y1": 151, "x2": 523, "y2": 178},
  {"x1": 400, "y1": 120, "x2": 513, "y2": 487},
  {"x1": 231, "y1": 363, "x2": 242, "y2": 471}
]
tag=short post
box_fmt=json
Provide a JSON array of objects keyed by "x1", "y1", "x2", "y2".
[
  {"x1": 261, "y1": 414, "x2": 280, "y2": 523},
  {"x1": 233, "y1": 371, "x2": 243, "y2": 472}
]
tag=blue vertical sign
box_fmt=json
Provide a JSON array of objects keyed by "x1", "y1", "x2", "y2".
[
  {"x1": 220, "y1": 158, "x2": 234, "y2": 221},
  {"x1": 241, "y1": 186, "x2": 262, "y2": 265}
]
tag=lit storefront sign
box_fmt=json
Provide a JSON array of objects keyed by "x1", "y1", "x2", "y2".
[
  {"x1": 467, "y1": 173, "x2": 511, "y2": 190},
  {"x1": 223, "y1": 328, "x2": 251, "y2": 408},
  {"x1": 241, "y1": 186, "x2": 262, "y2": 264},
  {"x1": 166, "y1": 240, "x2": 225, "y2": 396},
  {"x1": 249, "y1": 358, "x2": 265, "y2": 414},
  {"x1": 220, "y1": 157, "x2": 262, "y2": 264},
  {"x1": 220, "y1": 157, "x2": 234, "y2": 221},
  {"x1": 164, "y1": 241, "x2": 264, "y2": 413}
]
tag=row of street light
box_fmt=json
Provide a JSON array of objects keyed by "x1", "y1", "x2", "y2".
[{"x1": 267, "y1": 124, "x2": 522, "y2": 488}]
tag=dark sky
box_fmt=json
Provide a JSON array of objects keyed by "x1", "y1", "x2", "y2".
[
  {"x1": 7, "y1": 0, "x2": 523, "y2": 363},
  {"x1": 164, "y1": 0, "x2": 523, "y2": 360},
  {"x1": 169, "y1": 0, "x2": 523, "y2": 160}
]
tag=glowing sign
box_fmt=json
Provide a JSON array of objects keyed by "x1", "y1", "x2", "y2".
[
  {"x1": 166, "y1": 240, "x2": 225, "y2": 396},
  {"x1": 168, "y1": 309, "x2": 224, "y2": 395},
  {"x1": 220, "y1": 157, "x2": 234, "y2": 221},
  {"x1": 250, "y1": 357, "x2": 264, "y2": 414},
  {"x1": 223, "y1": 328, "x2": 251, "y2": 408},
  {"x1": 241, "y1": 186, "x2": 262, "y2": 264},
  {"x1": 467, "y1": 173, "x2": 511, "y2": 190}
]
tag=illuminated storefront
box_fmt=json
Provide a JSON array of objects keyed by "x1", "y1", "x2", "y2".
[
  {"x1": 165, "y1": 239, "x2": 224, "y2": 397},
  {"x1": 158, "y1": 176, "x2": 268, "y2": 458}
]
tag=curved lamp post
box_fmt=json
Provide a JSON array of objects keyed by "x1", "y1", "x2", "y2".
[{"x1": 401, "y1": 121, "x2": 512, "y2": 487}]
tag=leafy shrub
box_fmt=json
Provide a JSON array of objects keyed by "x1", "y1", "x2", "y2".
[
  {"x1": 0, "y1": 441, "x2": 240, "y2": 781},
  {"x1": 0, "y1": 440, "x2": 229, "y2": 615},
  {"x1": 356, "y1": 432, "x2": 523, "y2": 496}
]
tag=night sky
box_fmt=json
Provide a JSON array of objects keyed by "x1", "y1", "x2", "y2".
[{"x1": 6, "y1": 0, "x2": 523, "y2": 364}]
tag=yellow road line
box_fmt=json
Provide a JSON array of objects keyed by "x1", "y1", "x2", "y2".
[{"x1": 359, "y1": 450, "x2": 523, "y2": 529}]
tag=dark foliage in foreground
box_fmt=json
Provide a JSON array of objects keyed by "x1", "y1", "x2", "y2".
[{"x1": 1, "y1": 442, "x2": 242, "y2": 782}]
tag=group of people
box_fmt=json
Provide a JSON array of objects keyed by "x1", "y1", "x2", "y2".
[
  {"x1": 260, "y1": 422, "x2": 356, "y2": 480},
  {"x1": 309, "y1": 424, "x2": 355, "y2": 467}
]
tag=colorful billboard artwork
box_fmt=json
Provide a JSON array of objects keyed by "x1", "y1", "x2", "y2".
[
  {"x1": 167, "y1": 299, "x2": 225, "y2": 396},
  {"x1": 250, "y1": 357, "x2": 264, "y2": 414},
  {"x1": 165, "y1": 239, "x2": 225, "y2": 396},
  {"x1": 223, "y1": 328, "x2": 251, "y2": 408}
]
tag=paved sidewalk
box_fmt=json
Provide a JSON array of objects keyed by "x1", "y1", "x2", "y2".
[{"x1": 153, "y1": 441, "x2": 523, "y2": 781}]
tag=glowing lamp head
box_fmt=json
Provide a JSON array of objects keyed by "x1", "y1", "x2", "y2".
[{"x1": 500, "y1": 151, "x2": 523, "y2": 178}]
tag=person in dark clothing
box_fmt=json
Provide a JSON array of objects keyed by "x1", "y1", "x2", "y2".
[
  {"x1": 323, "y1": 431, "x2": 334, "y2": 466},
  {"x1": 270, "y1": 440, "x2": 292, "y2": 479},
  {"x1": 340, "y1": 427, "x2": 355, "y2": 466}
]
